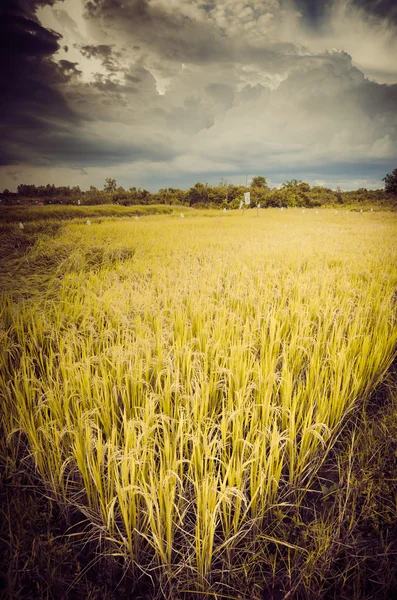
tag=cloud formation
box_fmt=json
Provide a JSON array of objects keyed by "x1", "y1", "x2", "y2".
[{"x1": 0, "y1": 0, "x2": 396, "y2": 191}]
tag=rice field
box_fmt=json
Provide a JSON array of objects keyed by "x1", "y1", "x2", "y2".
[{"x1": 1, "y1": 208, "x2": 397, "y2": 598}]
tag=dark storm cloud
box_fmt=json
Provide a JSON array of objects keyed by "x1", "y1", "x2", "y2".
[
  {"x1": 1, "y1": 0, "x2": 56, "y2": 18},
  {"x1": 294, "y1": 0, "x2": 326, "y2": 25},
  {"x1": 348, "y1": 80, "x2": 397, "y2": 117},
  {"x1": 79, "y1": 43, "x2": 123, "y2": 73},
  {"x1": 0, "y1": 15, "x2": 60, "y2": 56},
  {"x1": 1, "y1": 116, "x2": 175, "y2": 168},
  {"x1": 295, "y1": 0, "x2": 397, "y2": 24},
  {"x1": 352, "y1": 0, "x2": 397, "y2": 22},
  {"x1": 1, "y1": 0, "x2": 396, "y2": 191},
  {"x1": 0, "y1": 0, "x2": 173, "y2": 170},
  {"x1": 83, "y1": 0, "x2": 231, "y2": 64},
  {"x1": 57, "y1": 59, "x2": 83, "y2": 80},
  {"x1": 0, "y1": 0, "x2": 83, "y2": 166},
  {"x1": 0, "y1": 0, "x2": 194, "y2": 172},
  {"x1": 84, "y1": 0, "x2": 149, "y2": 20},
  {"x1": 80, "y1": 44, "x2": 113, "y2": 59},
  {"x1": 90, "y1": 75, "x2": 137, "y2": 93}
]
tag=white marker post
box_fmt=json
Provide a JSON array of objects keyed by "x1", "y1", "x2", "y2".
[{"x1": 243, "y1": 191, "x2": 250, "y2": 216}]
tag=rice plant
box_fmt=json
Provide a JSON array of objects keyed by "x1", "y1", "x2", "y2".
[{"x1": 1, "y1": 209, "x2": 396, "y2": 597}]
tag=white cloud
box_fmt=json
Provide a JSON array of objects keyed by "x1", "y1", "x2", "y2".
[{"x1": 295, "y1": 0, "x2": 397, "y2": 84}]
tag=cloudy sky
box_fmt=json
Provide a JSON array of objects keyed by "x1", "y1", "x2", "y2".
[{"x1": 1, "y1": 0, "x2": 396, "y2": 192}]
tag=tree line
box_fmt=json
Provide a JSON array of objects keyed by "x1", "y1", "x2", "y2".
[{"x1": 1, "y1": 170, "x2": 396, "y2": 207}]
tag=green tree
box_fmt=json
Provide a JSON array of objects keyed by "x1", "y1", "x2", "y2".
[
  {"x1": 335, "y1": 186, "x2": 344, "y2": 204},
  {"x1": 187, "y1": 182, "x2": 206, "y2": 206},
  {"x1": 282, "y1": 179, "x2": 302, "y2": 189},
  {"x1": 104, "y1": 177, "x2": 117, "y2": 193},
  {"x1": 251, "y1": 176, "x2": 268, "y2": 188},
  {"x1": 17, "y1": 184, "x2": 37, "y2": 196},
  {"x1": 383, "y1": 168, "x2": 397, "y2": 194}
]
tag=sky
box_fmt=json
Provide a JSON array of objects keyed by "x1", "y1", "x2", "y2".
[{"x1": 0, "y1": 0, "x2": 396, "y2": 192}]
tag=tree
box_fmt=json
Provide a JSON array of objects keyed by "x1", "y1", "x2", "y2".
[
  {"x1": 17, "y1": 184, "x2": 37, "y2": 196},
  {"x1": 187, "y1": 182, "x2": 206, "y2": 206},
  {"x1": 335, "y1": 186, "x2": 343, "y2": 204},
  {"x1": 251, "y1": 176, "x2": 268, "y2": 188},
  {"x1": 282, "y1": 179, "x2": 302, "y2": 189},
  {"x1": 104, "y1": 177, "x2": 117, "y2": 193},
  {"x1": 383, "y1": 168, "x2": 397, "y2": 194}
]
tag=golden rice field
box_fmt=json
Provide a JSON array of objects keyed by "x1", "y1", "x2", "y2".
[{"x1": 1, "y1": 208, "x2": 397, "y2": 599}]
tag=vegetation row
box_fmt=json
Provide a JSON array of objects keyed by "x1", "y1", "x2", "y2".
[{"x1": 1, "y1": 169, "x2": 397, "y2": 209}]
